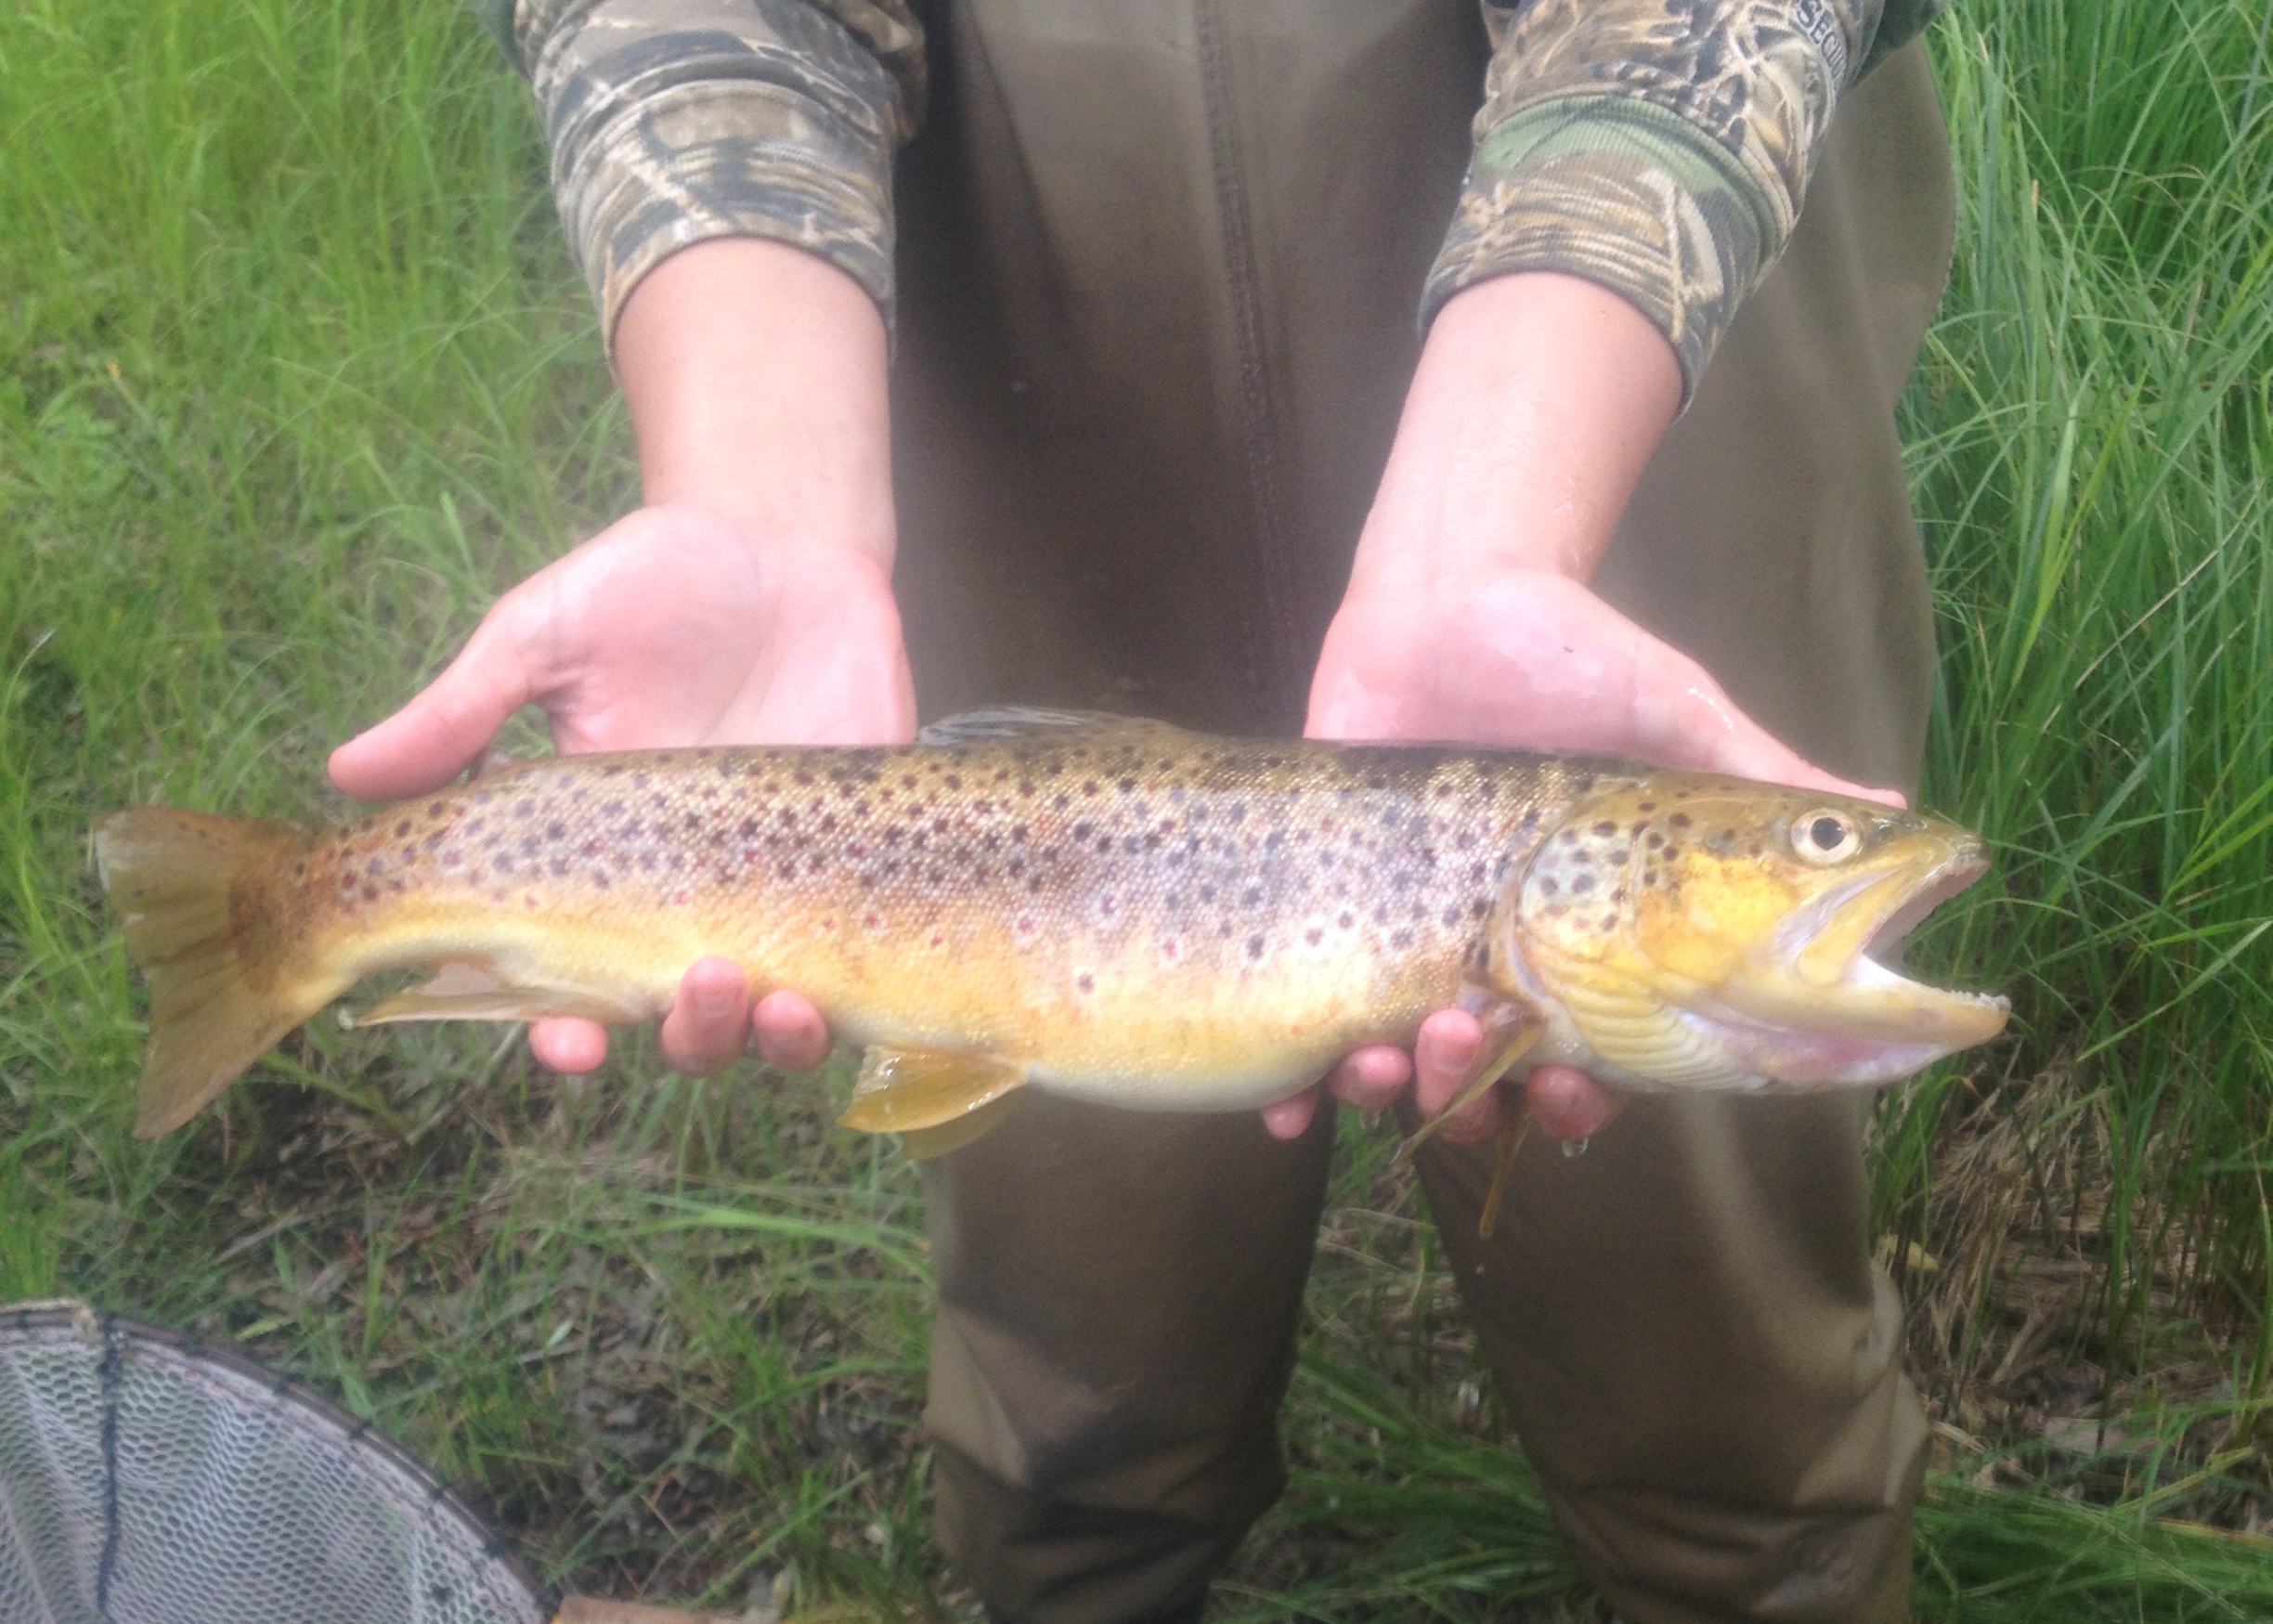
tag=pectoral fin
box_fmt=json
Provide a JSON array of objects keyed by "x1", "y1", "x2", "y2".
[
  {"x1": 347, "y1": 961, "x2": 650, "y2": 1027},
  {"x1": 1393, "y1": 984, "x2": 1545, "y2": 1165},
  {"x1": 838, "y1": 1046, "x2": 1029, "y2": 1153}
]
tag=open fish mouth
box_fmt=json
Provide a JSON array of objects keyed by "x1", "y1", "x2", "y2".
[{"x1": 1746, "y1": 844, "x2": 2011, "y2": 1048}]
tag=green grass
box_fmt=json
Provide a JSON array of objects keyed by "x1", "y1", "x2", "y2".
[
  {"x1": 1879, "y1": 0, "x2": 2273, "y2": 1431},
  {"x1": 4, "y1": 0, "x2": 2272, "y2": 1616}
]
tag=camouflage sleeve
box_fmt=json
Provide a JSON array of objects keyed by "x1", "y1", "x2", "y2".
[
  {"x1": 481, "y1": 0, "x2": 924, "y2": 350},
  {"x1": 1424, "y1": 0, "x2": 1947, "y2": 397}
]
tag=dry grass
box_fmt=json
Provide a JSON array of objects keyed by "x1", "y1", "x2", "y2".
[{"x1": 1890, "y1": 1056, "x2": 2273, "y2": 1536}]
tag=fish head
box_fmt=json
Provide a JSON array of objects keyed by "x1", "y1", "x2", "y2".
[{"x1": 1490, "y1": 777, "x2": 2008, "y2": 1089}]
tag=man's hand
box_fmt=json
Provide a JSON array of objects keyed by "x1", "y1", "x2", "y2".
[
  {"x1": 1266, "y1": 271, "x2": 1900, "y2": 1148},
  {"x1": 330, "y1": 238, "x2": 908, "y2": 1078}
]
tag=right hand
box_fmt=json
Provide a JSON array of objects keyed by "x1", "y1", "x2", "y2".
[{"x1": 329, "y1": 503, "x2": 914, "y2": 1075}]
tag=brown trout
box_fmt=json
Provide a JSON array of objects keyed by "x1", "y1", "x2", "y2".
[{"x1": 95, "y1": 710, "x2": 2007, "y2": 1153}]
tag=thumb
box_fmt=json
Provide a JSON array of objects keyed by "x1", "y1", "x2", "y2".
[
  {"x1": 328, "y1": 604, "x2": 547, "y2": 800},
  {"x1": 1631, "y1": 652, "x2": 1908, "y2": 811}
]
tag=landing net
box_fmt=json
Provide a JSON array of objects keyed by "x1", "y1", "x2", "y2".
[{"x1": 0, "y1": 1299, "x2": 545, "y2": 1624}]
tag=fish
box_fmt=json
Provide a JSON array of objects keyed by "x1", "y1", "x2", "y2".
[{"x1": 94, "y1": 709, "x2": 2007, "y2": 1169}]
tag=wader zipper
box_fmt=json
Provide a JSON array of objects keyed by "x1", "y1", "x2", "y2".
[{"x1": 1195, "y1": 0, "x2": 1303, "y2": 715}]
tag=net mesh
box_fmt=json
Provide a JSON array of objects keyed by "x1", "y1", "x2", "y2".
[{"x1": 0, "y1": 1300, "x2": 546, "y2": 1624}]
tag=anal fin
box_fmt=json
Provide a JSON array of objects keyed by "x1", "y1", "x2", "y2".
[
  {"x1": 345, "y1": 961, "x2": 649, "y2": 1027},
  {"x1": 838, "y1": 1046, "x2": 1028, "y2": 1150},
  {"x1": 899, "y1": 1089, "x2": 1026, "y2": 1160}
]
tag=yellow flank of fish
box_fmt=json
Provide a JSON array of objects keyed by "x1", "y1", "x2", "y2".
[{"x1": 93, "y1": 710, "x2": 2009, "y2": 1153}]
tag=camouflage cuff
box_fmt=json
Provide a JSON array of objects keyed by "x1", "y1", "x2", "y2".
[
  {"x1": 1422, "y1": 96, "x2": 1779, "y2": 396},
  {"x1": 513, "y1": 0, "x2": 915, "y2": 352},
  {"x1": 1432, "y1": 0, "x2": 1891, "y2": 397}
]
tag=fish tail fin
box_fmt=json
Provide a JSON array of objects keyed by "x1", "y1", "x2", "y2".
[{"x1": 94, "y1": 809, "x2": 346, "y2": 1138}]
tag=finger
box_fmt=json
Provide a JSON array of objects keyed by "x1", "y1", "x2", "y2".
[
  {"x1": 1524, "y1": 1064, "x2": 1628, "y2": 1140},
  {"x1": 328, "y1": 607, "x2": 545, "y2": 801},
  {"x1": 658, "y1": 957, "x2": 754, "y2": 1075},
  {"x1": 1414, "y1": 1007, "x2": 1503, "y2": 1144},
  {"x1": 751, "y1": 988, "x2": 833, "y2": 1071},
  {"x1": 1411, "y1": 1008, "x2": 1485, "y2": 1118},
  {"x1": 1260, "y1": 1088, "x2": 1319, "y2": 1140},
  {"x1": 531, "y1": 1016, "x2": 610, "y2": 1074},
  {"x1": 1324, "y1": 1045, "x2": 1413, "y2": 1112}
]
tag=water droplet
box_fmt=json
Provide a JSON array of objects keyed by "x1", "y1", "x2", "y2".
[{"x1": 1561, "y1": 1137, "x2": 1590, "y2": 1160}]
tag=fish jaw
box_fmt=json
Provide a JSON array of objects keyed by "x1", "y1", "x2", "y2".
[{"x1": 1710, "y1": 845, "x2": 2009, "y2": 1059}]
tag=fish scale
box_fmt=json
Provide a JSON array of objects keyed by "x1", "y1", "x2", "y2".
[{"x1": 94, "y1": 711, "x2": 2006, "y2": 1150}]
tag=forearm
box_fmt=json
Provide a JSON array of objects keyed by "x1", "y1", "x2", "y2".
[
  {"x1": 616, "y1": 236, "x2": 896, "y2": 565},
  {"x1": 1348, "y1": 271, "x2": 1680, "y2": 595}
]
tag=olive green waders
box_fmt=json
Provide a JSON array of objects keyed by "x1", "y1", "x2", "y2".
[{"x1": 883, "y1": 6, "x2": 1957, "y2": 1619}]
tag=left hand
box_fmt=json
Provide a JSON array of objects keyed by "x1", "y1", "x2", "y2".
[{"x1": 1259, "y1": 272, "x2": 1900, "y2": 1148}]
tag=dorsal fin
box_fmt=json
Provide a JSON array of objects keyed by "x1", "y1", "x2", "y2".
[
  {"x1": 917, "y1": 708, "x2": 1190, "y2": 747},
  {"x1": 465, "y1": 745, "x2": 534, "y2": 782}
]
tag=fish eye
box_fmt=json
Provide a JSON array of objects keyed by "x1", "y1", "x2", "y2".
[{"x1": 1791, "y1": 809, "x2": 1863, "y2": 865}]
